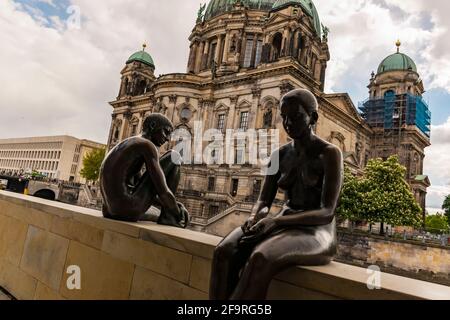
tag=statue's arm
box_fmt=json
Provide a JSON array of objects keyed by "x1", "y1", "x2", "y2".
[
  {"x1": 243, "y1": 151, "x2": 281, "y2": 232},
  {"x1": 143, "y1": 144, "x2": 180, "y2": 217},
  {"x1": 253, "y1": 170, "x2": 280, "y2": 217},
  {"x1": 274, "y1": 146, "x2": 343, "y2": 227}
]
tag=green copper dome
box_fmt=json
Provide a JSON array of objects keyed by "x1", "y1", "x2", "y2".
[
  {"x1": 126, "y1": 50, "x2": 155, "y2": 68},
  {"x1": 204, "y1": 0, "x2": 277, "y2": 20},
  {"x1": 377, "y1": 52, "x2": 417, "y2": 74},
  {"x1": 272, "y1": 0, "x2": 321, "y2": 37}
]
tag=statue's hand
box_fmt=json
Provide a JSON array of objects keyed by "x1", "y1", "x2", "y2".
[
  {"x1": 176, "y1": 202, "x2": 190, "y2": 228},
  {"x1": 241, "y1": 217, "x2": 278, "y2": 244},
  {"x1": 242, "y1": 207, "x2": 269, "y2": 234}
]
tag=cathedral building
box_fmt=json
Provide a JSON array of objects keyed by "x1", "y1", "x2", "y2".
[{"x1": 106, "y1": 0, "x2": 431, "y2": 236}]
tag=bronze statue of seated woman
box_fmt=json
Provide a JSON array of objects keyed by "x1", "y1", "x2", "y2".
[
  {"x1": 100, "y1": 113, "x2": 189, "y2": 228},
  {"x1": 209, "y1": 89, "x2": 343, "y2": 300}
]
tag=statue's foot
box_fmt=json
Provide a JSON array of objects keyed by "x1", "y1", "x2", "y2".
[
  {"x1": 139, "y1": 206, "x2": 160, "y2": 222},
  {"x1": 157, "y1": 205, "x2": 190, "y2": 229}
]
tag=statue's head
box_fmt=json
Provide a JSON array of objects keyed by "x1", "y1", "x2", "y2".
[
  {"x1": 142, "y1": 113, "x2": 174, "y2": 147},
  {"x1": 280, "y1": 89, "x2": 319, "y2": 140}
]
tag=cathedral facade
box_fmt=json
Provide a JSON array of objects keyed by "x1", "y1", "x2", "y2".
[{"x1": 106, "y1": 0, "x2": 430, "y2": 236}]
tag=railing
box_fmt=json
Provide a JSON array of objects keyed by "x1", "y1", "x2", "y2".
[{"x1": 341, "y1": 222, "x2": 450, "y2": 248}]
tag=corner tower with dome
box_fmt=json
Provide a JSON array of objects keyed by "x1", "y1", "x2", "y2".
[
  {"x1": 106, "y1": 2, "x2": 430, "y2": 235},
  {"x1": 360, "y1": 41, "x2": 431, "y2": 216}
]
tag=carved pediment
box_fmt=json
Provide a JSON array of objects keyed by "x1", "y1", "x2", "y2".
[
  {"x1": 265, "y1": 12, "x2": 291, "y2": 26},
  {"x1": 323, "y1": 93, "x2": 362, "y2": 122},
  {"x1": 343, "y1": 152, "x2": 360, "y2": 168},
  {"x1": 214, "y1": 103, "x2": 230, "y2": 112},
  {"x1": 236, "y1": 99, "x2": 252, "y2": 110}
]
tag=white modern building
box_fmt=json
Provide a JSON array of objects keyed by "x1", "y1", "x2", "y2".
[{"x1": 0, "y1": 136, "x2": 106, "y2": 183}]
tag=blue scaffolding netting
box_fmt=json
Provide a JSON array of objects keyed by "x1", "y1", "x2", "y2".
[{"x1": 359, "y1": 93, "x2": 431, "y2": 138}]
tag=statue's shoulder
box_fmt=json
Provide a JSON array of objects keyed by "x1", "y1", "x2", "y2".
[
  {"x1": 272, "y1": 143, "x2": 293, "y2": 158},
  {"x1": 315, "y1": 137, "x2": 342, "y2": 162}
]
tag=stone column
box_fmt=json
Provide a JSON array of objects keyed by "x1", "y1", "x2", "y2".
[
  {"x1": 195, "y1": 41, "x2": 205, "y2": 73},
  {"x1": 320, "y1": 61, "x2": 327, "y2": 91},
  {"x1": 281, "y1": 28, "x2": 289, "y2": 57},
  {"x1": 227, "y1": 96, "x2": 239, "y2": 131},
  {"x1": 201, "y1": 40, "x2": 210, "y2": 71},
  {"x1": 107, "y1": 114, "x2": 117, "y2": 148},
  {"x1": 293, "y1": 29, "x2": 300, "y2": 59},
  {"x1": 251, "y1": 86, "x2": 261, "y2": 129},
  {"x1": 250, "y1": 34, "x2": 258, "y2": 67},
  {"x1": 222, "y1": 32, "x2": 230, "y2": 64},
  {"x1": 239, "y1": 32, "x2": 247, "y2": 66},
  {"x1": 169, "y1": 95, "x2": 178, "y2": 123},
  {"x1": 187, "y1": 42, "x2": 198, "y2": 73},
  {"x1": 215, "y1": 35, "x2": 223, "y2": 65}
]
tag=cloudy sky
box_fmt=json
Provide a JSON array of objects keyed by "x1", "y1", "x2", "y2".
[{"x1": 0, "y1": 0, "x2": 449, "y2": 211}]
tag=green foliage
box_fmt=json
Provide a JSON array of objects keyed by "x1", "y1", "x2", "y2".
[
  {"x1": 425, "y1": 214, "x2": 449, "y2": 234},
  {"x1": 80, "y1": 148, "x2": 106, "y2": 182},
  {"x1": 337, "y1": 156, "x2": 423, "y2": 228},
  {"x1": 442, "y1": 195, "x2": 450, "y2": 220},
  {"x1": 336, "y1": 167, "x2": 363, "y2": 221}
]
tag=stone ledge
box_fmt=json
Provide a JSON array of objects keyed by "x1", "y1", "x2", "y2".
[{"x1": 0, "y1": 190, "x2": 449, "y2": 300}]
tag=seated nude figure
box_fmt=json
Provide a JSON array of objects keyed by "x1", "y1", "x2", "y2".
[
  {"x1": 100, "y1": 113, "x2": 189, "y2": 228},
  {"x1": 209, "y1": 89, "x2": 343, "y2": 300}
]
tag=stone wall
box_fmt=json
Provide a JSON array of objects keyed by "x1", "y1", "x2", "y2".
[
  {"x1": 1, "y1": 191, "x2": 449, "y2": 300},
  {"x1": 337, "y1": 230, "x2": 450, "y2": 286}
]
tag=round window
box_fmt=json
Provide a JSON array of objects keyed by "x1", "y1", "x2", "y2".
[{"x1": 180, "y1": 108, "x2": 192, "y2": 121}]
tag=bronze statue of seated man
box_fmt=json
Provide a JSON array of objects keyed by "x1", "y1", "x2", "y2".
[
  {"x1": 209, "y1": 89, "x2": 344, "y2": 300},
  {"x1": 100, "y1": 113, "x2": 189, "y2": 228}
]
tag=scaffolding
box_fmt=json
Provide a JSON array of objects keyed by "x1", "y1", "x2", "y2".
[{"x1": 359, "y1": 93, "x2": 431, "y2": 138}]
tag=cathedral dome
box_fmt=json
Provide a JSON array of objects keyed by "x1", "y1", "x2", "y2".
[
  {"x1": 204, "y1": 0, "x2": 277, "y2": 20},
  {"x1": 377, "y1": 52, "x2": 417, "y2": 74},
  {"x1": 272, "y1": 0, "x2": 321, "y2": 37},
  {"x1": 377, "y1": 42, "x2": 417, "y2": 74},
  {"x1": 126, "y1": 47, "x2": 155, "y2": 68}
]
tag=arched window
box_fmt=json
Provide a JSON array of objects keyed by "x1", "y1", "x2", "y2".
[
  {"x1": 272, "y1": 33, "x2": 283, "y2": 61},
  {"x1": 384, "y1": 90, "x2": 395, "y2": 98},
  {"x1": 138, "y1": 80, "x2": 147, "y2": 95},
  {"x1": 123, "y1": 78, "x2": 129, "y2": 95},
  {"x1": 263, "y1": 109, "x2": 273, "y2": 128}
]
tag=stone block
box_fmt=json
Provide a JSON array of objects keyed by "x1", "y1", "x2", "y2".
[
  {"x1": 28, "y1": 208, "x2": 53, "y2": 231},
  {"x1": 130, "y1": 266, "x2": 208, "y2": 300},
  {"x1": 0, "y1": 215, "x2": 28, "y2": 266},
  {"x1": 34, "y1": 282, "x2": 64, "y2": 300},
  {"x1": 102, "y1": 231, "x2": 192, "y2": 284},
  {"x1": 70, "y1": 220, "x2": 104, "y2": 250},
  {"x1": 60, "y1": 241, "x2": 134, "y2": 300},
  {"x1": 20, "y1": 226, "x2": 70, "y2": 290},
  {"x1": 267, "y1": 279, "x2": 338, "y2": 300},
  {"x1": 0, "y1": 259, "x2": 37, "y2": 300},
  {"x1": 0, "y1": 199, "x2": 29, "y2": 223},
  {"x1": 50, "y1": 215, "x2": 72, "y2": 238},
  {"x1": 139, "y1": 223, "x2": 221, "y2": 260},
  {"x1": 73, "y1": 212, "x2": 141, "y2": 238},
  {"x1": 189, "y1": 257, "x2": 211, "y2": 293}
]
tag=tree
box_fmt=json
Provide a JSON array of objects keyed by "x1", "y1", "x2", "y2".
[
  {"x1": 336, "y1": 167, "x2": 364, "y2": 222},
  {"x1": 80, "y1": 148, "x2": 106, "y2": 183},
  {"x1": 442, "y1": 195, "x2": 450, "y2": 221},
  {"x1": 337, "y1": 156, "x2": 423, "y2": 234},
  {"x1": 425, "y1": 214, "x2": 449, "y2": 234}
]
